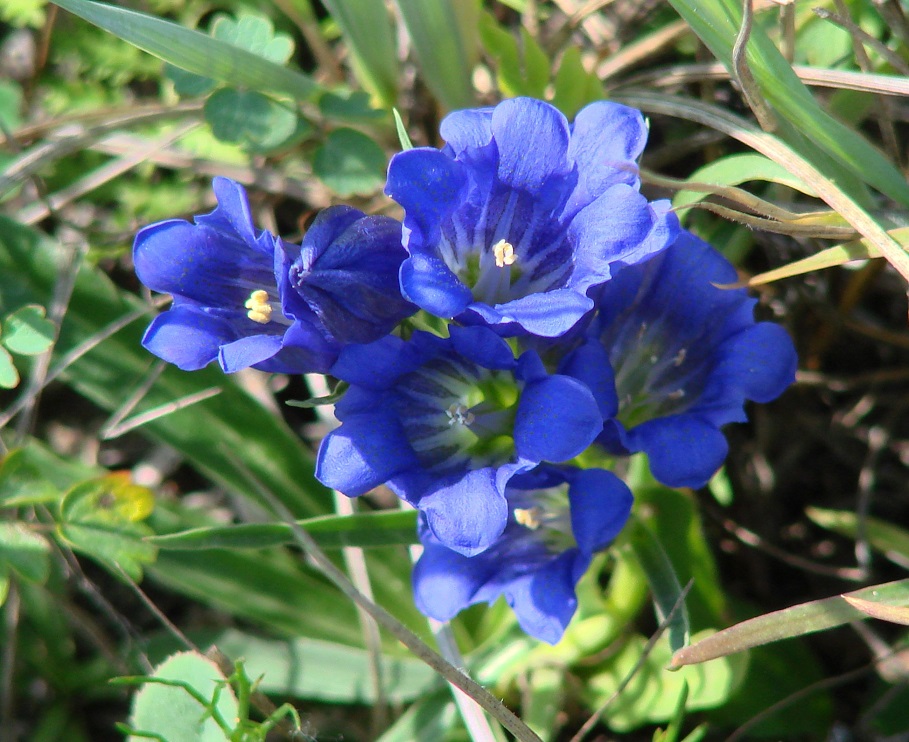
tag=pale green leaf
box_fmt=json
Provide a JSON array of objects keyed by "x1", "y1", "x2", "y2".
[
  {"x1": 0, "y1": 347, "x2": 18, "y2": 389},
  {"x1": 2, "y1": 304, "x2": 55, "y2": 355},
  {"x1": 128, "y1": 651, "x2": 237, "y2": 742}
]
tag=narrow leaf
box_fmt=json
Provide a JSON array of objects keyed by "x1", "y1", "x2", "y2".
[
  {"x1": 671, "y1": 579, "x2": 909, "y2": 667},
  {"x1": 52, "y1": 0, "x2": 320, "y2": 101},
  {"x1": 667, "y1": 0, "x2": 909, "y2": 207},
  {"x1": 148, "y1": 509, "x2": 419, "y2": 550},
  {"x1": 627, "y1": 517, "x2": 690, "y2": 652},
  {"x1": 395, "y1": 0, "x2": 479, "y2": 110},
  {"x1": 842, "y1": 596, "x2": 909, "y2": 626},
  {"x1": 806, "y1": 505, "x2": 909, "y2": 569}
]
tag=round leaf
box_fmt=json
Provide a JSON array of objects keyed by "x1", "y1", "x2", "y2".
[
  {"x1": 204, "y1": 88, "x2": 303, "y2": 152},
  {"x1": 210, "y1": 13, "x2": 294, "y2": 64},
  {"x1": 0, "y1": 347, "x2": 18, "y2": 389},
  {"x1": 312, "y1": 128, "x2": 386, "y2": 196},
  {"x1": 128, "y1": 651, "x2": 237, "y2": 742},
  {"x1": 2, "y1": 304, "x2": 55, "y2": 356}
]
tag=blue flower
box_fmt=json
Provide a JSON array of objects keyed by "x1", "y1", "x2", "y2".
[
  {"x1": 315, "y1": 325, "x2": 604, "y2": 555},
  {"x1": 385, "y1": 97, "x2": 679, "y2": 338},
  {"x1": 561, "y1": 230, "x2": 798, "y2": 488},
  {"x1": 134, "y1": 178, "x2": 412, "y2": 374},
  {"x1": 413, "y1": 466, "x2": 632, "y2": 644}
]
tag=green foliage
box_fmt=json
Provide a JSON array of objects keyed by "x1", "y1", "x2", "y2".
[
  {"x1": 313, "y1": 127, "x2": 387, "y2": 196},
  {"x1": 0, "y1": 522, "x2": 51, "y2": 606},
  {"x1": 57, "y1": 473, "x2": 158, "y2": 581},
  {"x1": 2, "y1": 0, "x2": 48, "y2": 28},
  {"x1": 0, "y1": 304, "x2": 55, "y2": 389}
]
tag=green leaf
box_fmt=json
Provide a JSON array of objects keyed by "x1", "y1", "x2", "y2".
[
  {"x1": 210, "y1": 13, "x2": 294, "y2": 64},
  {"x1": 171, "y1": 628, "x2": 439, "y2": 704},
  {"x1": 321, "y1": 0, "x2": 399, "y2": 106},
  {"x1": 147, "y1": 509, "x2": 418, "y2": 551},
  {"x1": 585, "y1": 631, "x2": 746, "y2": 732},
  {"x1": 0, "y1": 447, "x2": 60, "y2": 507},
  {"x1": 479, "y1": 11, "x2": 549, "y2": 99},
  {"x1": 671, "y1": 578, "x2": 909, "y2": 667},
  {"x1": 165, "y1": 64, "x2": 218, "y2": 98},
  {"x1": 395, "y1": 0, "x2": 479, "y2": 110},
  {"x1": 204, "y1": 89, "x2": 305, "y2": 152},
  {"x1": 2, "y1": 304, "x2": 55, "y2": 355},
  {"x1": 666, "y1": 0, "x2": 909, "y2": 207},
  {"x1": 626, "y1": 517, "x2": 690, "y2": 653},
  {"x1": 51, "y1": 0, "x2": 320, "y2": 102},
  {"x1": 376, "y1": 691, "x2": 457, "y2": 742},
  {"x1": 392, "y1": 108, "x2": 414, "y2": 151},
  {"x1": 550, "y1": 46, "x2": 601, "y2": 118},
  {"x1": 57, "y1": 473, "x2": 158, "y2": 581},
  {"x1": 127, "y1": 651, "x2": 237, "y2": 742},
  {"x1": 0, "y1": 522, "x2": 51, "y2": 584},
  {"x1": 0, "y1": 346, "x2": 18, "y2": 389},
  {"x1": 312, "y1": 128, "x2": 387, "y2": 196},
  {"x1": 319, "y1": 90, "x2": 386, "y2": 122}
]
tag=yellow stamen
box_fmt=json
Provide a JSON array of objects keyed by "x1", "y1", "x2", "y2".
[
  {"x1": 244, "y1": 289, "x2": 273, "y2": 324},
  {"x1": 492, "y1": 239, "x2": 517, "y2": 268},
  {"x1": 514, "y1": 506, "x2": 543, "y2": 530}
]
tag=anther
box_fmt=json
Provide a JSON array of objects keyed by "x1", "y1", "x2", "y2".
[
  {"x1": 492, "y1": 239, "x2": 517, "y2": 268},
  {"x1": 673, "y1": 348, "x2": 687, "y2": 367},
  {"x1": 245, "y1": 290, "x2": 273, "y2": 324},
  {"x1": 446, "y1": 403, "x2": 475, "y2": 427},
  {"x1": 667, "y1": 389, "x2": 686, "y2": 400},
  {"x1": 514, "y1": 506, "x2": 543, "y2": 530}
]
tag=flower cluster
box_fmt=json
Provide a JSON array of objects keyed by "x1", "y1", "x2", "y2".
[{"x1": 134, "y1": 98, "x2": 797, "y2": 643}]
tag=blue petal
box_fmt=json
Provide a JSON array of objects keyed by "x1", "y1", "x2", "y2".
[
  {"x1": 141, "y1": 305, "x2": 225, "y2": 371},
  {"x1": 195, "y1": 176, "x2": 259, "y2": 245},
  {"x1": 400, "y1": 252, "x2": 473, "y2": 318},
  {"x1": 515, "y1": 375, "x2": 602, "y2": 462},
  {"x1": 491, "y1": 98, "x2": 571, "y2": 197},
  {"x1": 417, "y1": 468, "x2": 510, "y2": 556},
  {"x1": 440, "y1": 107, "x2": 494, "y2": 155},
  {"x1": 566, "y1": 468, "x2": 633, "y2": 553},
  {"x1": 386, "y1": 148, "x2": 468, "y2": 241},
  {"x1": 466, "y1": 289, "x2": 594, "y2": 338},
  {"x1": 315, "y1": 412, "x2": 419, "y2": 497},
  {"x1": 713, "y1": 323, "x2": 798, "y2": 405},
  {"x1": 568, "y1": 185, "x2": 678, "y2": 290},
  {"x1": 412, "y1": 540, "x2": 494, "y2": 621},
  {"x1": 449, "y1": 325, "x2": 516, "y2": 370},
  {"x1": 218, "y1": 334, "x2": 284, "y2": 373},
  {"x1": 568, "y1": 102, "x2": 648, "y2": 197},
  {"x1": 330, "y1": 335, "x2": 416, "y2": 389},
  {"x1": 475, "y1": 550, "x2": 583, "y2": 644},
  {"x1": 557, "y1": 339, "x2": 618, "y2": 418},
  {"x1": 627, "y1": 415, "x2": 729, "y2": 489}
]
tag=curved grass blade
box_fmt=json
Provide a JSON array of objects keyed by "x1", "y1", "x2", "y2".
[
  {"x1": 52, "y1": 0, "x2": 320, "y2": 101},
  {"x1": 667, "y1": 0, "x2": 909, "y2": 207},
  {"x1": 617, "y1": 92, "x2": 909, "y2": 284},
  {"x1": 671, "y1": 579, "x2": 909, "y2": 668}
]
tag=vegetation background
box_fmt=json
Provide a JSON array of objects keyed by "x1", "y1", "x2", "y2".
[{"x1": 2, "y1": 0, "x2": 909, "y2": 740}]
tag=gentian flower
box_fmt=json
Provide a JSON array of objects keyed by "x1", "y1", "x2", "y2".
[
  {"x1": 134, "y1": 177, "x2": 412, "y2": 374},
  {"x1": 560, "y1": 230, "x2": 798, "y2": 488},
  {"x1": 385, "y1": 97, "x2": 680, "y2": 338},
  {"x1": 413, "y1": 466, "x2": 633, "y2": 644},
  {"x1": 315, "y1": 325, "x2": 604, "y2": 555}
]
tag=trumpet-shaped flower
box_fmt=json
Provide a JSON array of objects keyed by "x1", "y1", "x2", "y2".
[
  {"x1": 315, "y1": 325, "x2": 604, "y2": 555},
  {"x1": 413, "y1": 466, "x2": 632, "y2": 644},
  {"x1": 560, "y1": 230, "x2": 798, "y2": 488},
  {"x1": 385, "y1": 97, "x2": 679, "y2": 338},
  {"x1": 134, "y1": 178, "x2": 412, "y2": 374}
]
